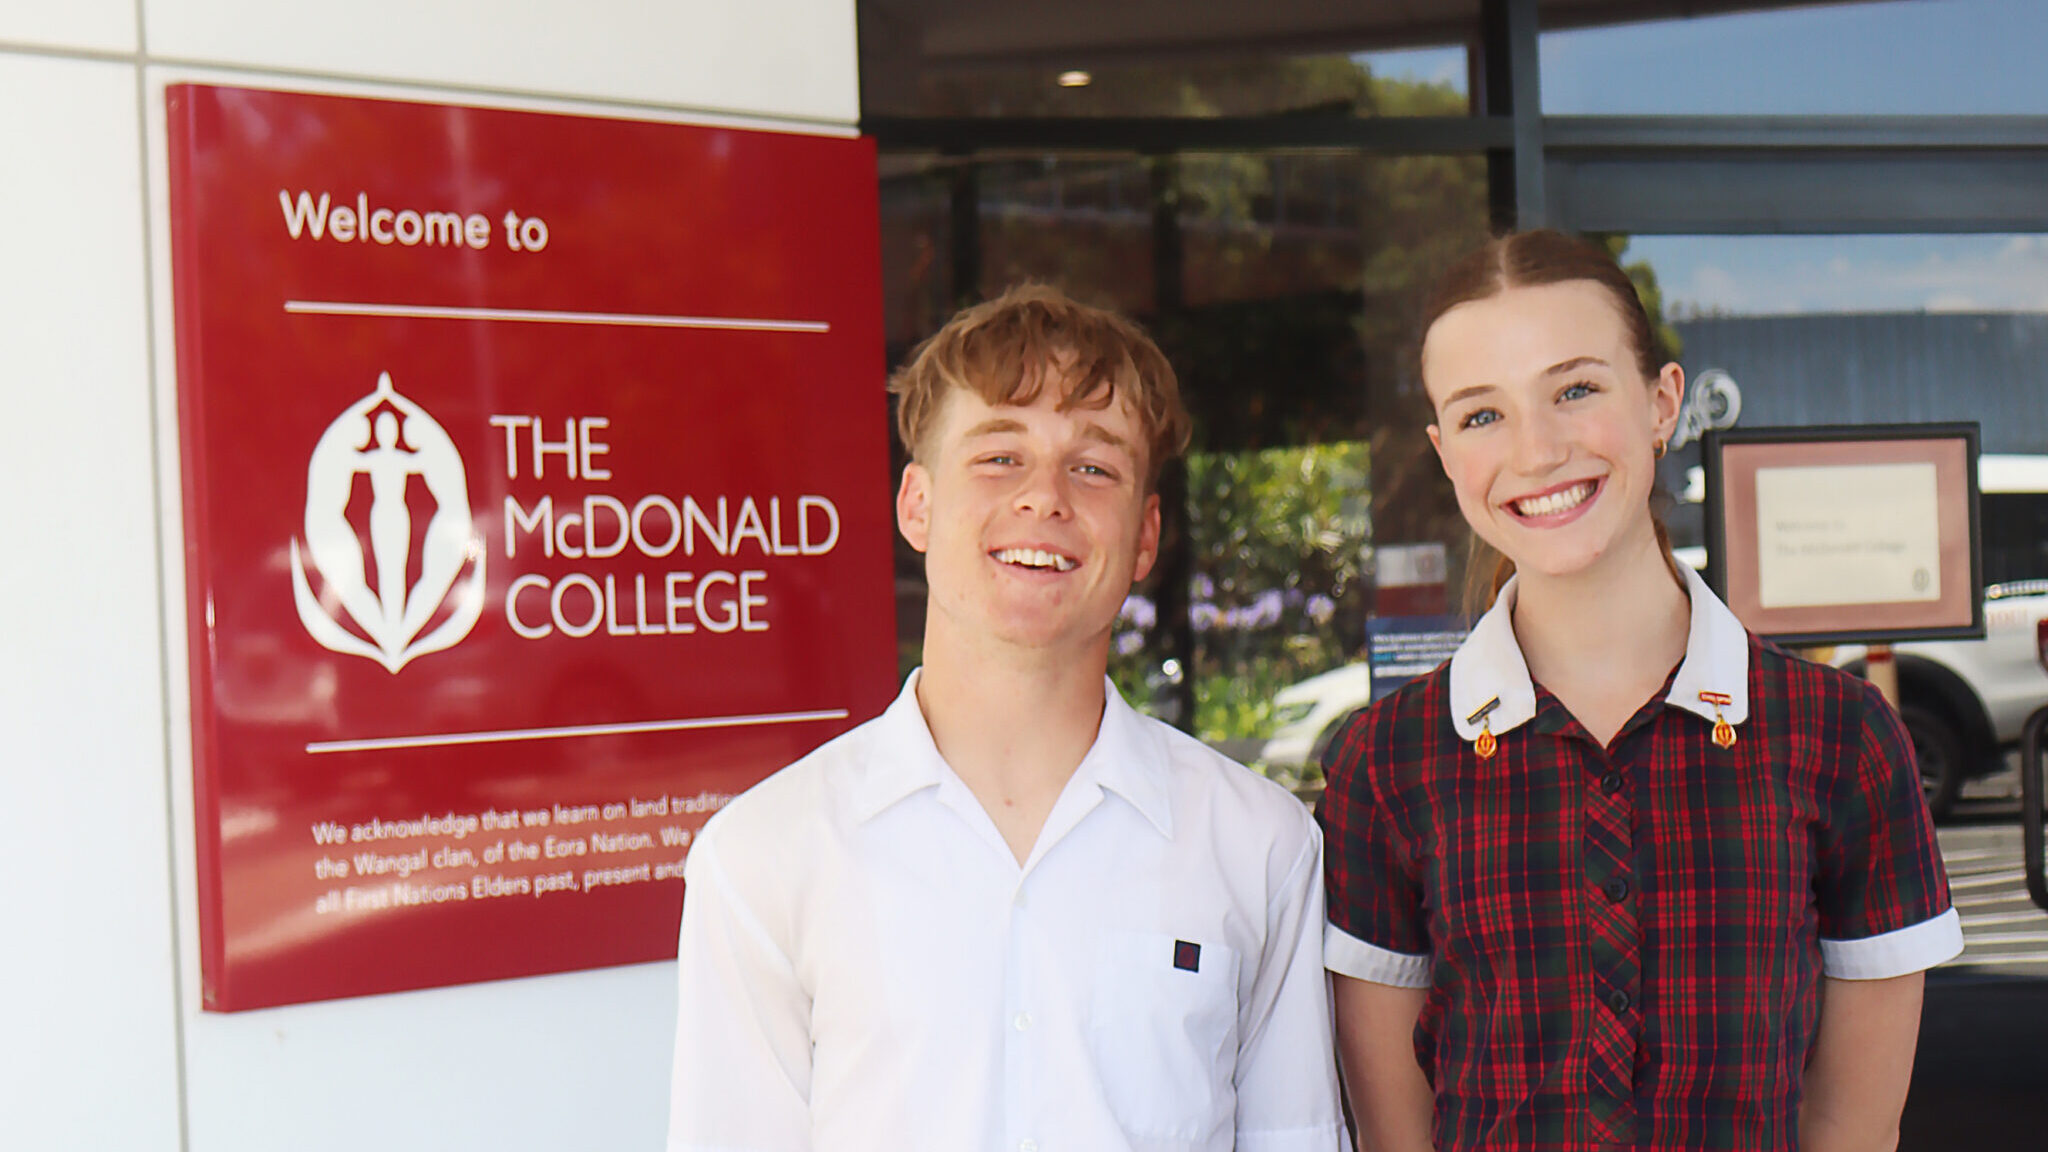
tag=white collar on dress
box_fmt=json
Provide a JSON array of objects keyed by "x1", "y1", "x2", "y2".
[
  {"x1": 1447, "y1": 562, "x2": 1751, "y2": 741},
  {"x1": 851, "y1": 669, "x2": 1174, "y2": 837}
]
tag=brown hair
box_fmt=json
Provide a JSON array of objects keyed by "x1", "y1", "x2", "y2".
[
  {"x1": 888, "y1": 283, "x2": 1192, "y2": 491},
  {"x1": 1417, "y1": 230, "x2": 1683, "y2": 615}
]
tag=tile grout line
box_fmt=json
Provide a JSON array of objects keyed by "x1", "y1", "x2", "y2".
[{"x1": 125, "y1": 13, "x2": 195, "y2": 1152}]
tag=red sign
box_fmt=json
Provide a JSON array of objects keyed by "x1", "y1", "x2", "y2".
[{"x1": 167, "y1": 85, "x2": 894, "y2": 1010}]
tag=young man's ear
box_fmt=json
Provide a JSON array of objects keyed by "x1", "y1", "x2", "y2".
[
  {"x1": 896, "y1": 462, "x2": 932, "y2": 554},
  {"x1": 1130, "y1": 493, "x2": 1162, "y2": 583}
]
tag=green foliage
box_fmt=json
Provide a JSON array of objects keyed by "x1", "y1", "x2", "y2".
[
  {"x1": 1109, "y1": 443, "x2": 1373, "y2": 743},
  {"x1": 1197, "y1": 442, "x2": 1370, "y2": 741},
  {"x1": 1191, "y1": 442, "x2": 1371, "y2": 614}
]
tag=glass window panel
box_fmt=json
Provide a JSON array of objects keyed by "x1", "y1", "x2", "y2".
[
  {"x1": 978, "y1": 155, "x2": 1159, "y2": 316},
  {"x1": 1619, "y1": 233, "x2": 2048, "y2": 576},
  {"x1": 1637, "y1": 234, "x2": 2048, "y2": 317},
  {"x1": 881, "y1": 144, "x2": 1489, "y2": 792},
  {"x1": 1352, "y1": 46, "x2": 1468, "y2": 105},
  {"x1": 877, "y1": 152, "x2": 957, "y2": 357},
  {"x1": 1179, "y1": 440, "x2": 1373, "y2": 785},
  {"x1": 864, "y1": 49, "x2": 1469, "y2": 118},
  {"x1": 1541, "y1": 0, "x2": 2048, "y2": 115}
]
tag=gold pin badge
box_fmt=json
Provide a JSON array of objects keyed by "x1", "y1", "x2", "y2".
[
  {"x1": 1466, "y1": 697, "x2": 1501, "y2": 760},
  {"x1": 1699, "y1": 690, "x2": 1737, "y2": 749}
]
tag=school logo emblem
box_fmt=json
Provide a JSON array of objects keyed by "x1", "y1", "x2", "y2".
[{"x1": 290, "y1": 372, "x2": 485, "y2": 672}]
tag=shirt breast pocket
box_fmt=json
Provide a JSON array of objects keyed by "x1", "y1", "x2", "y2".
[{"x1": 1087, "y1": 930, "x2": 1242, "y2": 1140}]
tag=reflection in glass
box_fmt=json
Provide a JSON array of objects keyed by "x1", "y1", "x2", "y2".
[
  {"x1": 877, "y1": 152, "x2": 957, "y2": 354},
  {"x1": 1626, "y1": 233, "x2": 2048, "y2": 571},
  {"x1": 880, "y1": 139, "x2": 1490, "y2": 786},
  {"x1": 1110, "y1": 442, "x2": 1370, "y2": 783},
  {"x1": 865, "y1": 50, "x2": 1469, "y2": 119},
  {"x1": 1540, "y1": 0, "x2": 2048, "y2": 115}
]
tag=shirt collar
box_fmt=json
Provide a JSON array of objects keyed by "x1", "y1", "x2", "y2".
[
  {"x1": 1085, "y1": 677, "x2": 1174, "y2": 837},
  {"x1": 1448, "y1": 562, "x2": 1751, "y2": 741},
  {"x1": 848, "y1": 670, "x2": 955, "y2": 823},
  {"x1": 850, "y1": 670, "x2": 1174, "y2": 837}
]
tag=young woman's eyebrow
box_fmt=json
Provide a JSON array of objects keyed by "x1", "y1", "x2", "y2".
[
  {"x1": 1439, "y1": 383, "x2": 1498, "y2": 409},
  {"x1": 1543, "y1": 355, "x2": 1609, "y2": 377}
]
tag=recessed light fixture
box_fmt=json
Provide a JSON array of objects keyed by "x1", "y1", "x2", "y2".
[{"x1": 1058, "y1": 70, "x2": 1092, "y2": 88}]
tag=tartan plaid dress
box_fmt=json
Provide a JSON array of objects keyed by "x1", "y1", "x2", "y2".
[{"x1": 1318, "y1": 571, "x2": 1960, "y2": 1151}]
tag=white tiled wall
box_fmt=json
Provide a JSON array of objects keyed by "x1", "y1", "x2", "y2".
[
  {"x1": 0, "y1": 51, "x2": 181, "y2": 1152},
  {"x1": 180, "y1": 963, "x2": 678, "y2": 1152},
  {"x1": 144, "y1": 0, "x2": 859, "y2": 123},
  {"x1": 1, "y1": 3, "x2": 857, "y2": 1148},
  {"x1": 0, "y1": 0, "x2": 137, "y2": 54}
]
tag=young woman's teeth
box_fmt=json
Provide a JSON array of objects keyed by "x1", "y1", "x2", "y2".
[
  {"x1": 995, "y1": 548, "x2": 1076, "y2": 572},
  {"x1": 1515, "y1": 481, "x2": 1593, "y2": 518}
]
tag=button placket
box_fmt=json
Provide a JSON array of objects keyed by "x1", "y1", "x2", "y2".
[
  {"x1": 1002, "y1": 879, "x2": 1039, "y2": 1152},
  {"x1": 1580, "y1": 744, "x2": 1641, "y2": 1145}
]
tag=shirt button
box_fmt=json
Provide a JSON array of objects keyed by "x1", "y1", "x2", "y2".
[
  {"x1": 1019, "y1": 1141, "x2": 1038, "y2": 1152},
  {"x1": 1601, "y1": 772, "x2": 1625, "y2": 795},
  {"x1": 1608, "y1": 989, "x2": 1631, "y2": 1013},
  {"x1": 1605, "y1": 877, "x2": 1630, "y2": 902},
  {"x1": 1013, "y1": 1012, "x2": 1033, "y2": 1031}
]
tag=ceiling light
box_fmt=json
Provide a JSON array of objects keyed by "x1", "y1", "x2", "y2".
[{"x1": 1057, "y1": 70, "x2": 1092, "y2": 88}]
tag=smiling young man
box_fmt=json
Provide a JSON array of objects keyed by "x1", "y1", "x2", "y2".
[{"x1": 666, "y1": 284, "x2": 1346, "y2": 1152}]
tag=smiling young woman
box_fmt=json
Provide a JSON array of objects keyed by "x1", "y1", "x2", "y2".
[
  {"x1": 1316, "y1": 231, "x2": 1963, "y2": 1152},
  {"x1": 1422, "y1": 232, "x2": 1690, "y2": 621}
]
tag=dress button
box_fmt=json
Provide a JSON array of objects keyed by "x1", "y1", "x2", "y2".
[
  {"x1": 1605, "y1": 877, "x2": 1630, "y2": 903},
  {"x1": 1601, "y1": 772, "x2": 1625, "y2": 795},
  {"x1": 1608, "y1": 989, "x2": 1631, "y2": 1013},
  {"x1": 1013, "y1": 1012, "x2": 1032, "y2": 1031}
]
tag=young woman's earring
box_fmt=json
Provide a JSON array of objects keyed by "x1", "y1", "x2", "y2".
[{"x1": 1653, "y1": 438, "x2": 1668, "y2": 460}]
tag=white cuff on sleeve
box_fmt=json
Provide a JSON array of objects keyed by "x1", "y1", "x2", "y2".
[
  {"x1": 1821, "y1": 906, "x2": 1964, "y2": 979},
  {"x1": 1324, "y1": 922, "x2": 1431, "y2": 988}
]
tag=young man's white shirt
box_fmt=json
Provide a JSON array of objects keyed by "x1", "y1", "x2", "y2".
[{"x1": 668, "y1": 671, "x2": 1346, "y2": 1152}]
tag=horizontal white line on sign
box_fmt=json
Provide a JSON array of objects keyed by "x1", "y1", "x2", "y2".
[
  {"x1": 284, "y1": 299, "x2": 831, "y2": 333},
  {"x1": 307, "y1": 708, "x2": 850, "y2": 754}
]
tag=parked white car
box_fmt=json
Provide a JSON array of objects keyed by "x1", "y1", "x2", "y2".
[
  {"x1": 1256, "y1": 662, "x2": 1372, "y2": 790},
  {"x1": 1833, "y1": 580, "x2": 2048, "y2": 820}
]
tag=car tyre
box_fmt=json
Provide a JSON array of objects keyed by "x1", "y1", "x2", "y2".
[{"x1": 1901, "y1": 703, "x2": 1964, "y2": 822}]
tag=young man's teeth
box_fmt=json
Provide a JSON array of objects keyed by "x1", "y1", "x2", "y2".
[
  {"x1": 1516, "y1": 482, "x2": 1592, "y2": 517},
  {"x1": 995, "y1": 548, "x2": 1075, "y2": 571}
]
